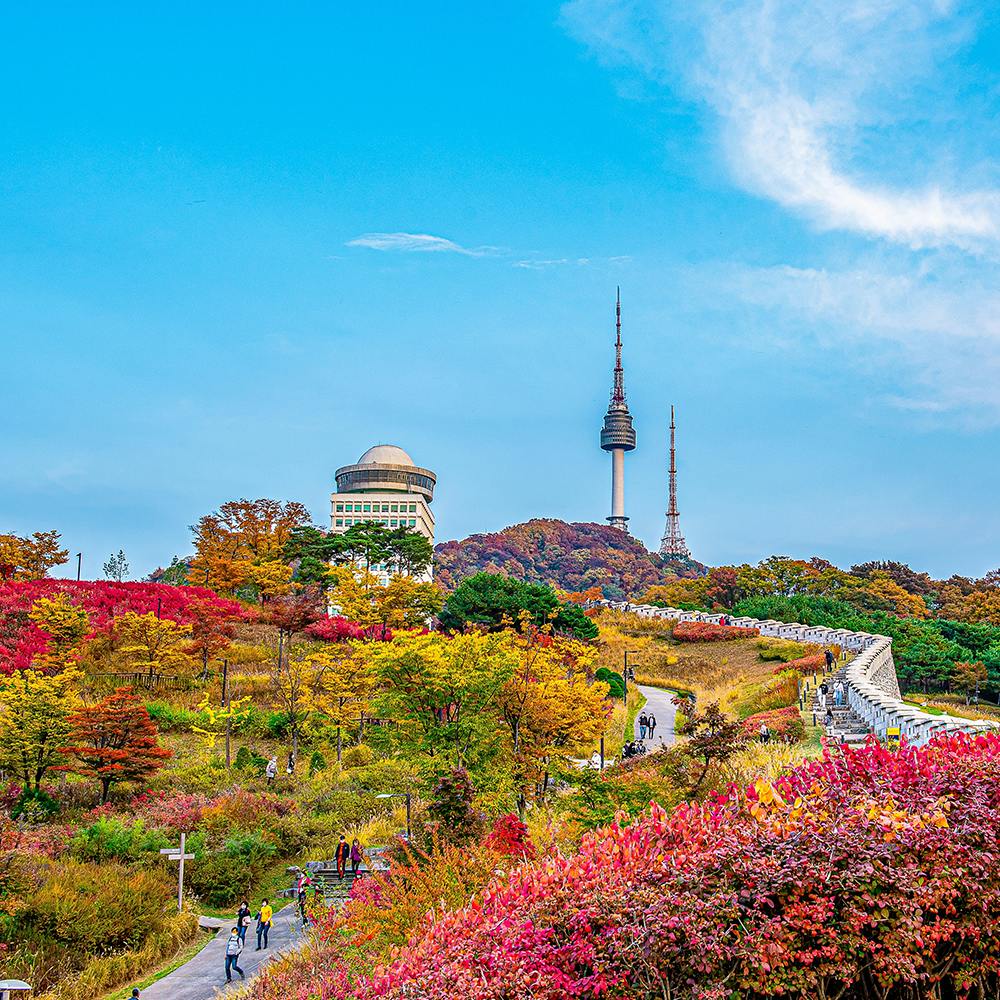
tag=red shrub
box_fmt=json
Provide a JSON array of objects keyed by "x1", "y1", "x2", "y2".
[
  {"x1": 778, "y1": 653, "x2": 827, "y2": 675},
  {"x1": 672, "y1": 620, "x2": 759, "y2": 642},
  {"x1": 0, "y1": 579, "x2": 246, "y2": 674},
  {"x1": 247, "y1": 732, "x2": 1000, "y2": 1000},
  {"x1": 483, "y1": 814, "x2": 536, "y2": 860},
  {"x1": 305, "y1": 616, "x2": 395, "y2": 643},
  {"x1": 742, "y1": 706, "x2": 805, "y2": 742}
]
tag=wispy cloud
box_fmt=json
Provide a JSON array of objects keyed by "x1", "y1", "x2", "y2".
[
  {"x1": 716, "y1": 260, "x2": 1000, "y2": 420},
  {"x1": 346, "y1": 232, "x2": 500, "y2": 256},
  {"x1": 563, "y1": 0, "x2": 1000, "y2": 252}
]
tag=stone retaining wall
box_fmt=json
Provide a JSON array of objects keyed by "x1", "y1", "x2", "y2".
[{"x1": 601, "y1": 601, "x2": 995, "y2": 747}]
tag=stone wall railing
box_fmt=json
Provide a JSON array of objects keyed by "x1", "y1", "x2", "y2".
[{"x1": 600, "y1": 601, "x2": 996, "y2": 747}]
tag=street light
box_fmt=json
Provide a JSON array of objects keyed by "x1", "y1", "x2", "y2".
[
  {"x1": 75, "y1": 553, "x2": 82, "y2": 582},
  {"x1": 0, "y1": 982, "x2": 32, "y2": 1000},
  {"x1": 375, "y1": 791, "x2": 412, "y2": 840}
]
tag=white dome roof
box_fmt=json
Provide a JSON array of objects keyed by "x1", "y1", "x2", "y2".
[{"x1": 356, "y1": 444, "x2": 416, "y2": 466}]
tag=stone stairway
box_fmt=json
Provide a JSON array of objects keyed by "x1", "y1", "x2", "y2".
[{"x1": 807, "y1": 666, "x2": 872, "y2": 745}]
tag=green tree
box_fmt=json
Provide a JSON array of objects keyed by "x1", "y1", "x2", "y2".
[
  {"x1": 440, "y1": 573, "x2": 597, "y2": 640},
  {"x1": 103, "y1": 549, "x2": 130, "y2": 582}
]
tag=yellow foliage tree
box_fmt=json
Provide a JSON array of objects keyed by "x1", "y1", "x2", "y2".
[
  {"x1": 0, "y1": 669, "x2": 77, "y2": 789},
  {"x1": 0, "y1": 530, "x2": 68, "y2": 581},
  {"x1": 113, "y1": 612, "x2": 193, "y2": 676},
  {"x1": 327, "y1": 565, "x2": 443, "y2": 629},
  {"x1": 306, "y1": 646, "x2": 376, "y2": 764},
  {"x1": 28, "y1": 594, "x2": 90, "y2": 668},
  {"x1": 497, "y1": 631, "x2": 608, "y2": 811},
  {"x1": 187, "y1": 498, "x2": 309, "y2": 598}
]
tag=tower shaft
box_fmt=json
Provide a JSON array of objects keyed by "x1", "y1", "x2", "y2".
[
  {"x1": 659, "y1": 405, "x2": 691, "y2": 559},
  {"x1": 600, "y1": 288, "x2": 636, "y2": 532}
]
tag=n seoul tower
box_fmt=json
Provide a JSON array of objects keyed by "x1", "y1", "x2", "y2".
[{"x1": 600, "y1": 289, "x2": 637, "y2": 531}]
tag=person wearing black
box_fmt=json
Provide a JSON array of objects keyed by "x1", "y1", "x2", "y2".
[
  {"x1": 647, "y1": 714, "x2": 657, "y2": 738},
  {"x1": 335, "y1": 834, "x2": 351, "y2": 879},
  {"x1": 236, "y1": 899, "x2": 251, "y2": 943},
  {"x1": 825, "y1": 648, "x2": 835, "y2": 670}
]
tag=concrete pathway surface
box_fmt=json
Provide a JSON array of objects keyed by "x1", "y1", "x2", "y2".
[
  {"x1": 139, "y1": 904, "x2": 303, "y2": 1000},
  {"x1": 634, "y1": 685, "x2": 678, "y2": 748}
]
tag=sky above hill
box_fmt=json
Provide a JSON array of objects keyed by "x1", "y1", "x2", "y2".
[{"x1": 2, "y1": 1, "x2": 999, "y2": 580}]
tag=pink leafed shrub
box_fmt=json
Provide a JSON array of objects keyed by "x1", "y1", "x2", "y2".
[
  {"x1": 672, "y1": 620, "x2": 759, "y2": 642},
  {"x1": 741, "y1": 706, "x2": 805, "y2": 742},
  {"x1": 247, "y1": 732, "x2": 1000, "y2": 1000}
]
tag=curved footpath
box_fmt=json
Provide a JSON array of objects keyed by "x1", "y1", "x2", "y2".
[
  {"x1": 634, "y1": 685, "x2": 678, "y2": 748},
  {"x1": 138, "y1": 903, "x2": 302, "y2": 1000}
]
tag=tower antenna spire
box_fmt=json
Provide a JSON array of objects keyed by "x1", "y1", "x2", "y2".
[
  {"x1": 611, "y1": 287, "x2": 625, "y2": 406},
  {"x1": 659, "y1": 404, "x2": 691, "y2": 560},
  {"x1": 600, "y1": 288, "x2": 636, "y2": 531}
]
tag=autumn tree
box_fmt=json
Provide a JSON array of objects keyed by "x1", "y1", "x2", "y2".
[
  {"x1": 369, "y1": 631, "x2": 519, "y2": 770},
  {"x1": 304, "y1": 646, "x2": 376, "y2": 764},
  {"x1": 263, "y1": 587, "x2": 325, "y2": 667},
  {"x1": 327, "y1": 566, "x2": 442, "y2": 629},
  {"x1": 677, "y1": 701, "x2": 747, "y2": 794},
  {"x1": 0, "y1": 669, "x2": 77, "y2": 789},
  {"x1": 185, "y1": 597, "x2": 240, "y2": 678},
  {"x1": 953, "y1": 660, "x2": 988, "y2": 701},
  {"x1": 0, "y1": 530, "x2": 68, "y2": 581},
  {"x1": 28, "y1": 593, "x2": 90, "y2": 669},
  {"x1": 270, "y1": 649, "x2": 337, "y2": 760},
  {"x1": 114, "y1": 611, "x2": 193, "y2": 675},
  {"x1": 188, "y1": 498, "x2": 310, "y2": 599},
  {"x1": 61, "y1": 687, "x2": 172, "y2": 802},
  {"x1": 496, "y1": 630, "x2": 608, "y2": 814}
]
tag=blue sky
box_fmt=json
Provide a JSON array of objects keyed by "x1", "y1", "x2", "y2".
[{"x1": 2, "y1": 1, "x2": 999, "y2": 580}]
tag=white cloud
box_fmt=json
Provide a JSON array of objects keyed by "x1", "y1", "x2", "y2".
[
  {"x1": 563, "y1": 0, "x2": 1000, "y2": 251},
  {"x1": 346, "y1": 232, "x2": 500, "y2": 256},
  {"x1": 717, "y1": 261, "x2": 1000, "y2": 420}
]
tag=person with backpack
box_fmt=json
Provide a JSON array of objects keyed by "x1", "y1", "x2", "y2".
[
  {"x1": 350, "y1": 837, "x2": 364, "y2": 875},
  {"x1": 335, "y1": 834, "x2": 351, "y2": 879},
  {"x1": 255, "y1": 898, "x2": 273, "y2": 950},
  {"x1": 265, "y1": 756, "x2": 278, "y2": 785},
  {"x1": 224, "y1": 927, "x2": 246, "y2": 983},
  {"x1": 818, "y1": 680, "x2": 829, "y2": 712},
  {"x1": 759, "y1": 722, "x2": 771, "y2": 744}
]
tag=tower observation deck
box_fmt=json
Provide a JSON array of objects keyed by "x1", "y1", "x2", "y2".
[{"x1": 600, "y1": 289, "x2": 636, "y2": 532}]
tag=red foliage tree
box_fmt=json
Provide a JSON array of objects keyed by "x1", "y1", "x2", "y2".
[
  {"x1": 185, "y1": 596, "x2": 240, "y2": 676},
  {"x1": 61, "y1": 687, "x2": 173, "y2": 802}
]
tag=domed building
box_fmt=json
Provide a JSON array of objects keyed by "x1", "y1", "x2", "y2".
[{"x1": 330, "y1": 444, "x2": 437, "y2": 580}]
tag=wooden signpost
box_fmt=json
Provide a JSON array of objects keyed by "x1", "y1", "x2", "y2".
[{"x1": 160, "y1": 832, "x2": 195, "y2": 912}]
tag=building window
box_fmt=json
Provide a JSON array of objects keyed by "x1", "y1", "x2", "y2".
[
  {"x1": 409, "y1": 518, "x2": 416, "y2": 526},
  {"x1": 390, "y1": 519, "x2": 397, "y2": 527},
  {"x1": 390, "y1": 503, "x2": 399, "y2": 513},
  {"x1": 336, "y1": 503, "x2": 344, "y2": 512},
  {"x1": 409, "y1": 503, "x2": 416, "y2": 513},
  {"x1": 381, "y1": 504, "x2": 389, "y2": 512},
  {"x1": 363, "y1": 503, "x2": 371, "y2": 512},
  {"x1": 336, "y1": 518, "x2": 344, "y2": 527}
]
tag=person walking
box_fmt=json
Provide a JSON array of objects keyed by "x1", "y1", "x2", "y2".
[
  {"x1": 834, "y1": 679, "x2": 845, "y2": 707},
  {"x1": 297, "y1": 884, "x2": 308, "y2": 926},
  {"x1": 759, "y1": 722, "x2": 771, "y2": 744},
  {"x1": 824, "y1": 707, "x2": 835, "y2": 732},
  {"x1": 287, "y1": 750, "x2": 295, "y2": 775},
  {"x1": 131, "y1": 990, "x2": 141, "y2": 999},
  {"x1": 236, "y1": 899, "x2": 251, "y2": 944},
  {"x1": 265, "y1": 756, "x2": 278, "y2": 785},
  {"x1": 825, "y1": 648, "x2": 835, "y2": 671},
  {"x1": 350, "y1": 837, "x2": 363, "y2": 875},
  {"x1": 638, "y1": 713, "x2": 648, "y2": 740},
  {"x1": 818, "y1": 681, "x2": 829, "y2": 712},
  {"x1": 224, "y1": 927, "x2": 246, "y2": 983},
  {"x1": 255, "y1": 898, "x2": 273, "y2": 950},
  {"x1": 647, "y1": 713, "x2": 657, "y2": 739},
  {"x1": 335, "y1": 834, "x2": 351, "y2": 879}
]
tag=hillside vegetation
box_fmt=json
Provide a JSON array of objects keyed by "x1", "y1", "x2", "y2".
[{"x1": 433, "y1": 518, "x2": 702, "y2": 597}]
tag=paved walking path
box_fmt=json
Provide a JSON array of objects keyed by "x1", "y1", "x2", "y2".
[
  {"x1": 634, "y1": 685, "x2": 678, "y2": 748},
  {"x1": 139, "y1": 904, "x2": 303, "y2": 1000}
]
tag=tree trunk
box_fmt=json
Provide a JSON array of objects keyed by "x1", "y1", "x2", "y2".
[{"x1": 337, "y1": 725, "x2": 343, "y2": 766}]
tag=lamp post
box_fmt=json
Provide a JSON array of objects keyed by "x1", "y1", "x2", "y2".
[
  {"x1": 75, "y1": 553, "x2": 82, "y2": 582},
  {"x1": 160, "y1": 833, "x2": 195, "y2": 912},
  {"x1": 375, "y1": 791, "x2": 412, "y2": 840}
]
